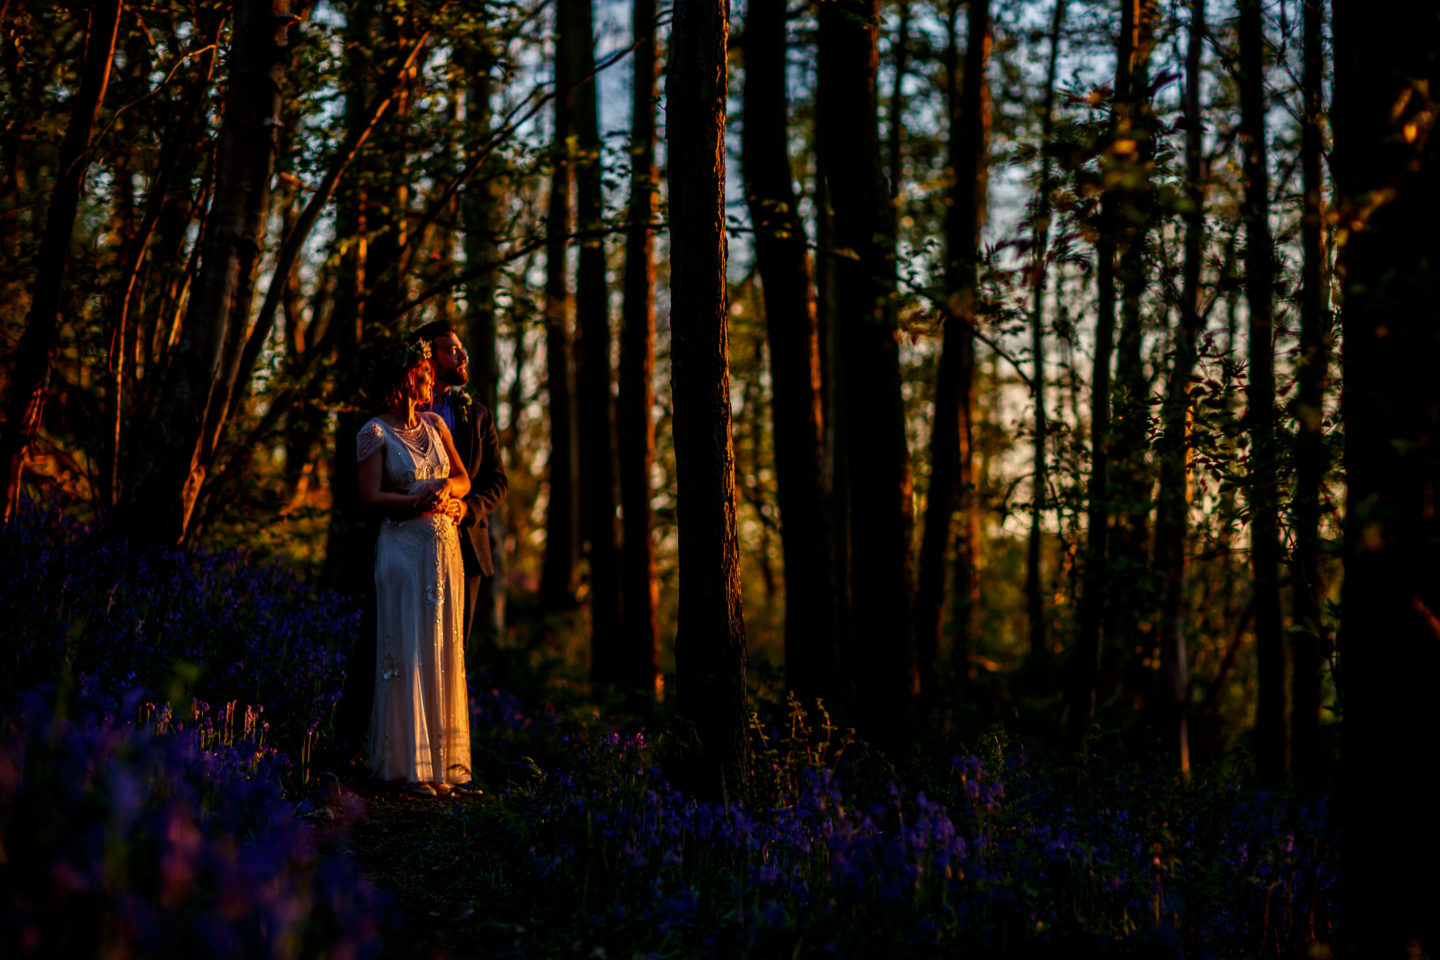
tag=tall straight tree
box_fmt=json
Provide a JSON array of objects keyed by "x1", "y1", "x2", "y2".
[
  {"x1": 666, "y1": 0, "x2": 748, "y2": 804},
  {"x1": 1024, "y1": 0, "x2": 1066, "y2": 667},
  {"x1": 1289, "y1": 0, "x2": 1328, "y2": 790},
  {"x1": 1, "y1": 0, "x2": 122, "y2": 525},
  {"x1": 1237, "y1": 0, "x2": 1286, "y2": 784},
  {"x1": 616, "y1": 0, "x2": 661, "y2": 694},
  {"x1": 569, "y1": 0, "x2": 624, "y2": 679},
  {"x1": 463, "y1": 41, "x2": 507, "y2": 642},
  {"x1": 818, "y1": 0, "x2": 917, "y2": 744},
  {"x1": 741, "y1": 0, "x2": 838, "y2": 705},
  {"x1": 539, "y1": 0, "x2": 581, "y2": 613},
  {"x1": 108, "y1": 0, "x2": 296, "y2": 545},
  {"x1": 1333, "y1": 0, "x2": 1440, "y2": 951},
  {"x1": 1152, "y1": 0, "x2": 1208, "y2": 774},
  {"x1": 1067, "y1": 0, "x2": 1140, "y2": 743},
  {"x1": 915, "y1": 0, "x2": 990, "y2": 690}
]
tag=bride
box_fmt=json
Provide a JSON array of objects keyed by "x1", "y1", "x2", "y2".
[{"x1": 356, "y1": 340, "x2": 473, "y2": 796}]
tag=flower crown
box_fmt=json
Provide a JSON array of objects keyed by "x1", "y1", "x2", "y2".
[{"x1": 371, "y1": 338, "x2": 432, "y2": 378}]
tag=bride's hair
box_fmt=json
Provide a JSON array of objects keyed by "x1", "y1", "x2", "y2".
[{"x1": 368, "y1": 340, "x2": 433, "y2": 412}]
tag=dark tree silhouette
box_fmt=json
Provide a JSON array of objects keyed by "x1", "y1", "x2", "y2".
[
  {"x1": 742, "y1": 0, "x2": 838, "y2": 706},
  {"x1": 1334, "y1": 0, "x2": 1440, "y2": 951},
  {"x1": 666, "y1": 0, "x2": 748, "y2": 805},
  {"x1": 2, "y1": 0, "x2": 123, "y2": 525}
]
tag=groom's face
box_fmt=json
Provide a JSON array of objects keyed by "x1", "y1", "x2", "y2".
[{"x1": 432, "y1": 332, "x2": 469, "y2": 387}]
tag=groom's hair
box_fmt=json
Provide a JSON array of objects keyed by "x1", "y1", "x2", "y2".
[{"x1": 411, "y1": 319, "x2": 457, "y2": 344}]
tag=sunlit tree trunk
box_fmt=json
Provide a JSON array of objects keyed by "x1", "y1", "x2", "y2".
[
  {"x1": 1238, "y1": 0, "x2": 1286, "y2": 785},
  {"x1": 1334, "y1": 0, "x2": 1440, "y2": 950},
  {"x1": 666, "y1": 0, "x2": 748, "y2": 804},
  {"x1": 818, "y1": 0, "x2": 917, "y2": 747},
  {"x1": 107, "y1": 0, "x2": 295, "y2": 545},
  {"x1": 1289, "y1": 0, "x2": 1329, "y2": 792},
  {"x1": 742, "y1": 0, "x2": 838, "y2": 706},
  {"x1": 539, "y1": 0, "x2": 581, "y2": 613},
  {"x1": 616, "y1": 0, "x2": 661, "y2": 696},
  {"x1": 1152, "y1": 0, "x2": 1207, "y2": 776},
  {"x1": 1, "y1": 0, "x2": 122, "y2": 525},
  {"x1": 1024, "y1": 0, "x2": 1066, "y2": 669},
  {"x1": 916, "y1": 0, "x2": 989, "y2": 691}
]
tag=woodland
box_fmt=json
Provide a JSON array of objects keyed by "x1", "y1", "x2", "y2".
[{"x1": 1, "y1": 0, "x2": 1438, "y2": 956}]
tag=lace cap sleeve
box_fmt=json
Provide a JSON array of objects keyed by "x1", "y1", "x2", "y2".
[{"x1": 356, "y1": 419, "x2": 386, "y2": 462}]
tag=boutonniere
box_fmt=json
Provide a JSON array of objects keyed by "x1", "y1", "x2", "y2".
[{"x1": 450, "y1": 387, "x2": 474, "y2": 413}]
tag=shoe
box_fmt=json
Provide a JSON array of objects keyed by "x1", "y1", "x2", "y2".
[
  {"x1": 431, "y1": 781, "x2": 453, "y2": 796},
  {"x1": 453, "y1": 781, "x2": 483, "y2": 796},
  {"x1": 406, "y1": 781, "x2": 436, "y2": 797}
]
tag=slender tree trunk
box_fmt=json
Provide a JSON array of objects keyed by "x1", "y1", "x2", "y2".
[
  {"x1": 1, "y1": 0, "x2": 122, "y2": 525},
  {"x1": 1025, "y1": 0, "x2": 1067, "y2": 669},
  {"x1": 106, "y1": 0, "x2": 295, "y2": 546},
  {"x1": 1067, "y1": 0, "x2": 1135, "y2": 745},
  {"x1": 915, "y1": 0, "x2": 989, "y2": 692},
  {"x1": 666, "y1": 0, "x2": 748, "y2": 805},
  {"x1": 1334, "y1": 0, "x2": 1440, "y2": 951},
  {"x1": 1238, "y1": 0, "x2": 1286, "y2": 785},
  {"x1": 101, "y1": 26, "x2": 220, "y2": 508},
  {"x1": 464, "y1": 44, "x2": 507, "y2": 643},
  {"x1": 1152, "y1": 0, "x2": 1207, "y2": 775},
  {"x1": 568, "y1": 0, "x2": 624, "y2": 682},
  {"x1": 616, "y1": 0, "x2": 661, "y2": 696},
  {"x1": 818, "y1": 0, "x2": 917, "y2": 748},
  {"x1": 539, "y1": 1, "x2": 581, "y2": 613},
  {"x1": 1289, "y1": 0, "x2": 1328, "y2": 792},
  {"x1": 742, "y1": 0, "x2": 837, "y2": 706}
]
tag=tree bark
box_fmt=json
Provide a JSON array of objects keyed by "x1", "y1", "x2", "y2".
[
  {"x1": 1334, "y1": 0, "x2": 1440, "y2": 951},
  {"x1": 818, "y1": 0, "x2": 917, "y2": 748},
  {"x1": 1067, "y1": 0, "x2": 1135, "y2": 745},
  {"x1": 666, "y1": 0, "x2": 748, "y2": 805},
  {"x1": 742, "y1": 0, "x2": 838, "y2": 706},
  {"x1": 539, "y1": 0, "x2": 582, "y2": 613},
  {"x1": 1238, "y1": 0, "x2": 1286, "y2": 785},
  {"x1": 616, "y1": 0, "x2": 661, "y2": 695},
  {"x1": 1, "y1": 0, "x2": 123, "y2": 525},
  {"x1": 570, "y1": 0, "x2": 624, "y2": 683},
  {"x1": 915, "y1": 0, "x2": 989, "y2": 692},
  {"x1": 1152, "y1": 0, "x2": 1207, "y2": 776},
  {"x1": 1289, "y1": 0, "x2": 1328, "y2": 792},
  {"x1": 1024, "y1": 0, "x2": 1067, "y2": 669},
  {"x1": 464, "y1": 43, "x2": 507, "y2": 644},
  {"x1": 105, "y1": 0, "x2": 295, "y2": 545}
]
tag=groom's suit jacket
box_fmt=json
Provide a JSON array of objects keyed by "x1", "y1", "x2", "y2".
[{"x1": 448, "y1": 394, "x2": 508, "y2": 579}]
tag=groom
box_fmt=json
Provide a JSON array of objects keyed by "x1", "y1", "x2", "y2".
[{"x1": 412, "y1": 319, "x2": 508, "y2": 643}]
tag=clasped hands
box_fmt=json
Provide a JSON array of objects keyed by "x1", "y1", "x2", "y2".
[{"x1": 412, "y1": 482, "x2": 465, "y2": 526}]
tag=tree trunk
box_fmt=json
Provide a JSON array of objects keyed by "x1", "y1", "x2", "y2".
[
  {"x1": 1152, "y1": 0, "x2": 1207, "y2": 775},
  {"x1": 1238, "y1": 0, "x2": 1286, "y2": 785},
  {"x1": 1289, "y1": 0, "x2": 1328, "y2": 792},
  {"x1": 818, "y1": 0, "x2": 917, "y2": 748},
  {"x1": 106, "y1": 0, "x2": 295, "y2": 546},
  {"x1": 1024, "y1": 0, "x2": 1067, "y2": 669},
  {"x1": 742, "y1": 0, "x2": 838, "y2": 706},
  {"x1": 464, "y1": 43, "x2": 507, "y2": 644},
  {"x1": 569, "y1": 0, "x2": 624, "y2": 683},
  {"x1": 615, "y1": 0, "x2": 661, "y2": 696},
  {"x1": 539, "y1": 0, "x2": 581, "y2": 613},
  {"x1": 1334, "y1": 0, "x2": 1440, "y2": 951},
  {"x1": 1067, "y1": 0, "x2": 1135, "y2": 745},
  {"x1": 666, "y1": 0, "x2": 748, "y2": 805},
  {"x1": 915, "y1": 0, "x2": 989, "y2": 692},
  {"x1": 1, "y1": 0, "x2": 122, "y2": 525}
]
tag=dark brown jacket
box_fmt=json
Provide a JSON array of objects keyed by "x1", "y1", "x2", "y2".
[{"x1": 449, "y1": 393, "x2": 508, "y2": 578}]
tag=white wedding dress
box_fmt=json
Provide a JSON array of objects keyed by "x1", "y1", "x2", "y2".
[{"x1": 356, "y1": 415, "x2": 472, "y2": 785}]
